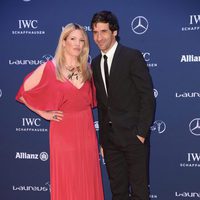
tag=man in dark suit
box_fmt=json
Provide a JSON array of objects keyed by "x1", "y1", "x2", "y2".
[{"x1": 90, "y1": 11, "x2": 155, "y2": 200}]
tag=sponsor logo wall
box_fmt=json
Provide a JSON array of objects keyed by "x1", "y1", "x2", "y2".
[{"x1": 1, "y1": 0, "x2": 200, "y2": 199}]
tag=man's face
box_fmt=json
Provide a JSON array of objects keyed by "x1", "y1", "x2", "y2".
[{"x1": 92, "y1": 22, "x2": 117, "y2": 53}]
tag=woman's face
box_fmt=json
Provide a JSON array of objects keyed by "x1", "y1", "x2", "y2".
[{"x1": 63, "y1": 29, "x2": 85, "y2": 57}]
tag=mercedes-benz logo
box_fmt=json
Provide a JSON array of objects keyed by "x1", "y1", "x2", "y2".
[
  {"x1": 151, "y1": 120, "x2": 166, "y2": 134},
  {"x1": 131, "y1": 16, "x2": 149, "y2": 35},
  {"x1": 189, "y1": 118, "x2": 200, "y2": 136}
]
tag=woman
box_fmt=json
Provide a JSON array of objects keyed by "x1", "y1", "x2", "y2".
[{"x1": 16, "y1": 23, "x2": 104, "y2": 200}]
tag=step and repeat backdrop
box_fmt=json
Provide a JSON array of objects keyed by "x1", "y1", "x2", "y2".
[{"x1": 0, "y1": 0, "x2": 200, "y2": 199}]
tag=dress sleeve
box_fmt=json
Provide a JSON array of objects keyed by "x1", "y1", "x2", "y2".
[{"x1": 16, "y1": 61, "x2": 59, "y2": 111}]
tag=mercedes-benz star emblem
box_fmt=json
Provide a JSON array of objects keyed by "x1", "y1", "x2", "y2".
[
  {"x1": 131, "y1": 16, "x2": 149, "y2": 35},
  {"x1": 189, "y1": 118, "x2": 200, "y2": 136}
]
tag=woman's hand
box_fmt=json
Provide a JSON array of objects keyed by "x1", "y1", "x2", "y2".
[
  {"x1": 20, "y1": 97, "x2": 63, "y2": 122},
  {"x1": 38, "y1": 110, "x2": 64, "y2": 122}
]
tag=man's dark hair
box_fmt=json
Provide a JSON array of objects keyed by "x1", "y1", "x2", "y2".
[{"x1": 90, "y1": 10, "x2": 120, "y2": 41}]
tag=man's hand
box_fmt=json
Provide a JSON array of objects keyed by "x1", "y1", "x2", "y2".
[
  {"x1": 137, "y1": 135, "x2": 145, "y2": 143},
  {"x1": 100, "y1": 146, "x2": 104, "y2": 158}
]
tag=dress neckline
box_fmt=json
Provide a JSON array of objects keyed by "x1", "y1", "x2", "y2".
[
  {"x1": 50, "y1": 60, "x2": 86, "y2": 90},
  {"x1": 65, "y1": 78, "x2": 86, "y2": 90}
]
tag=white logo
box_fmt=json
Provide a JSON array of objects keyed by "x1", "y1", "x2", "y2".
[
  {"x1": 42, "y1": 54, "x2": 53, "y2": 62},
  {"x1": 181, "y1": 55, "x2": 200, "y2": 62},
  {"x1": 175, "y1": 191, "x2": 200, "y2": 198},
  {"x1": 131, "y1": 16, "x2": 149, "y2": 35},
  {"x1": 0, "y1": 89, "x2": 2, "y2": 98},
  {"x1": 22, "y1": 118, "x2": 41, "y2": 127},
  {"x1": 180, "y1": 153, "x2": 200, "y2": 168},
  {"x1": 149, "y1": 194, "x2": 158, "y2": 199},
  {"x1": 40, "y1": 152, "x2": 48, "y2": 161},
  {"x1": 142, "y1": 52, "x2": 158, "y2": 68},
  {"x1": 83, "y1": 26, "x2": 92, "y2": 32},
  {"x1": 13, "y1": 181, "x2": 50, "y2": 192},
  {"x1": 190, "y1": 15, "x2": 200, "y2": 25},
  {"x1": 151, "y1": 120, "x2": 166, "y2": 134},
  {"x1": 143, "y1": 52, "x2": 150, "y2": 62},
  {"x1": 15, "y1": 152, "x2": 48, "y2": 161},
  {"x1": 94, "y1": 121, "x2": 99, "y2": 131},
  {"x1": 16, "y1": 117, "x2": 48, "y2": 133},
  {"x1": 175, "y1": 92, "x2": 200, "y2": 98},
  {"x1": 188, "y1": 153, "x2": 200, "y2": 162},
  {"x1": 153, "y1": 89, "x2": 158, "y2": 98},
  {"x1": 12, "y1": 20, "x2": 45, "y2": 35},
  {"x1": 189, "y1": 118, "x2": 200, "y2": 136},
  {"x1": 182, "y1": 15, "x2": 200, "y2": 32},
  {"x1": 9, "y1": 54, "x2": 53, "y2": 66},
  {"x1": 45, "y1": 181, "x2": 51, "y2": 192},
  {"x1": 19, "y1": 20, "x2": 38, "y2": 29},
  {"x1": 23, "y1": 0, "x2": 31, "y2": 2}
]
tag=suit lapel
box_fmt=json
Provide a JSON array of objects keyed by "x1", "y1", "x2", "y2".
[
  {"x1": 109, "y1": 44, "x2": 122, "y2": 87},
  {"x1": 94, "y1": 44, "x2": 122, "y2": 101}
]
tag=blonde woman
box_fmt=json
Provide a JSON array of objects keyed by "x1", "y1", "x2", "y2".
[{"x1": 16, "y1": 23, "x2": 104, "y2": 200}]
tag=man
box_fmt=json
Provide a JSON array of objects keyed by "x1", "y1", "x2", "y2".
[{"x1": 91, "y1": 11, "x2": 155, "y2": 200}]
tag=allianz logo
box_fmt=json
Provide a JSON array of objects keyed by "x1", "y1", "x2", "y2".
[
  {"x1": 180, "y1": 54, "x2": 200, "y2": 62},
  {"x1": 13, "y1": 182, "x2": 50, "y2": 192},
  {"x1": 175, "y1": 192, "x2": 200, "y2": 198},
  {"x1": 175, "y1": 92, "x2": 200, "y2": 98},
  {"x1": 15, "y1": 152, "x2": 48, "y2": 161}
]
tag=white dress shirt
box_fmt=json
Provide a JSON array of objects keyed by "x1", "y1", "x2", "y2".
[{"x1": 100, "y1": 42, "x2": 118, "y2": 94}]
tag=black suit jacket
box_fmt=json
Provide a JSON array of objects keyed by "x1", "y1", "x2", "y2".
[{"x1": 92, "y1": 44, "x2": 155, "y2": 147}]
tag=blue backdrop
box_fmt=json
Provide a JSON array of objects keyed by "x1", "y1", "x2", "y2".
[{"x1": 1, "y1": 0, "x2": 200, "y2": 199}]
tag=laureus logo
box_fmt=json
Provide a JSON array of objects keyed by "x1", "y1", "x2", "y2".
[{"x1": 151, "y1": 120, "x2": 166, "y2": 134}]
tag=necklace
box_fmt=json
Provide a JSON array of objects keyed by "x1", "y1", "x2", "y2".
[{"x1": 65, "y1": 65, "x2": 81, "y2": 80}]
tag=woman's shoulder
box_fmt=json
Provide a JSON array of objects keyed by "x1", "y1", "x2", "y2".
[{"x1": 31, "y1": 60, "x2": 54, "y2": 80}]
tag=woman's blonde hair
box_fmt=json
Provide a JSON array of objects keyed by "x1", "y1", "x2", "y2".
[{"x1": 54, "y1": 23, "x2": 91, "y2": 82}]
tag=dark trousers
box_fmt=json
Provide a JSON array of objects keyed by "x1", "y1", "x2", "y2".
[{"x1": 103, "y1": 127, "x2": 149, "y2": 200}]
